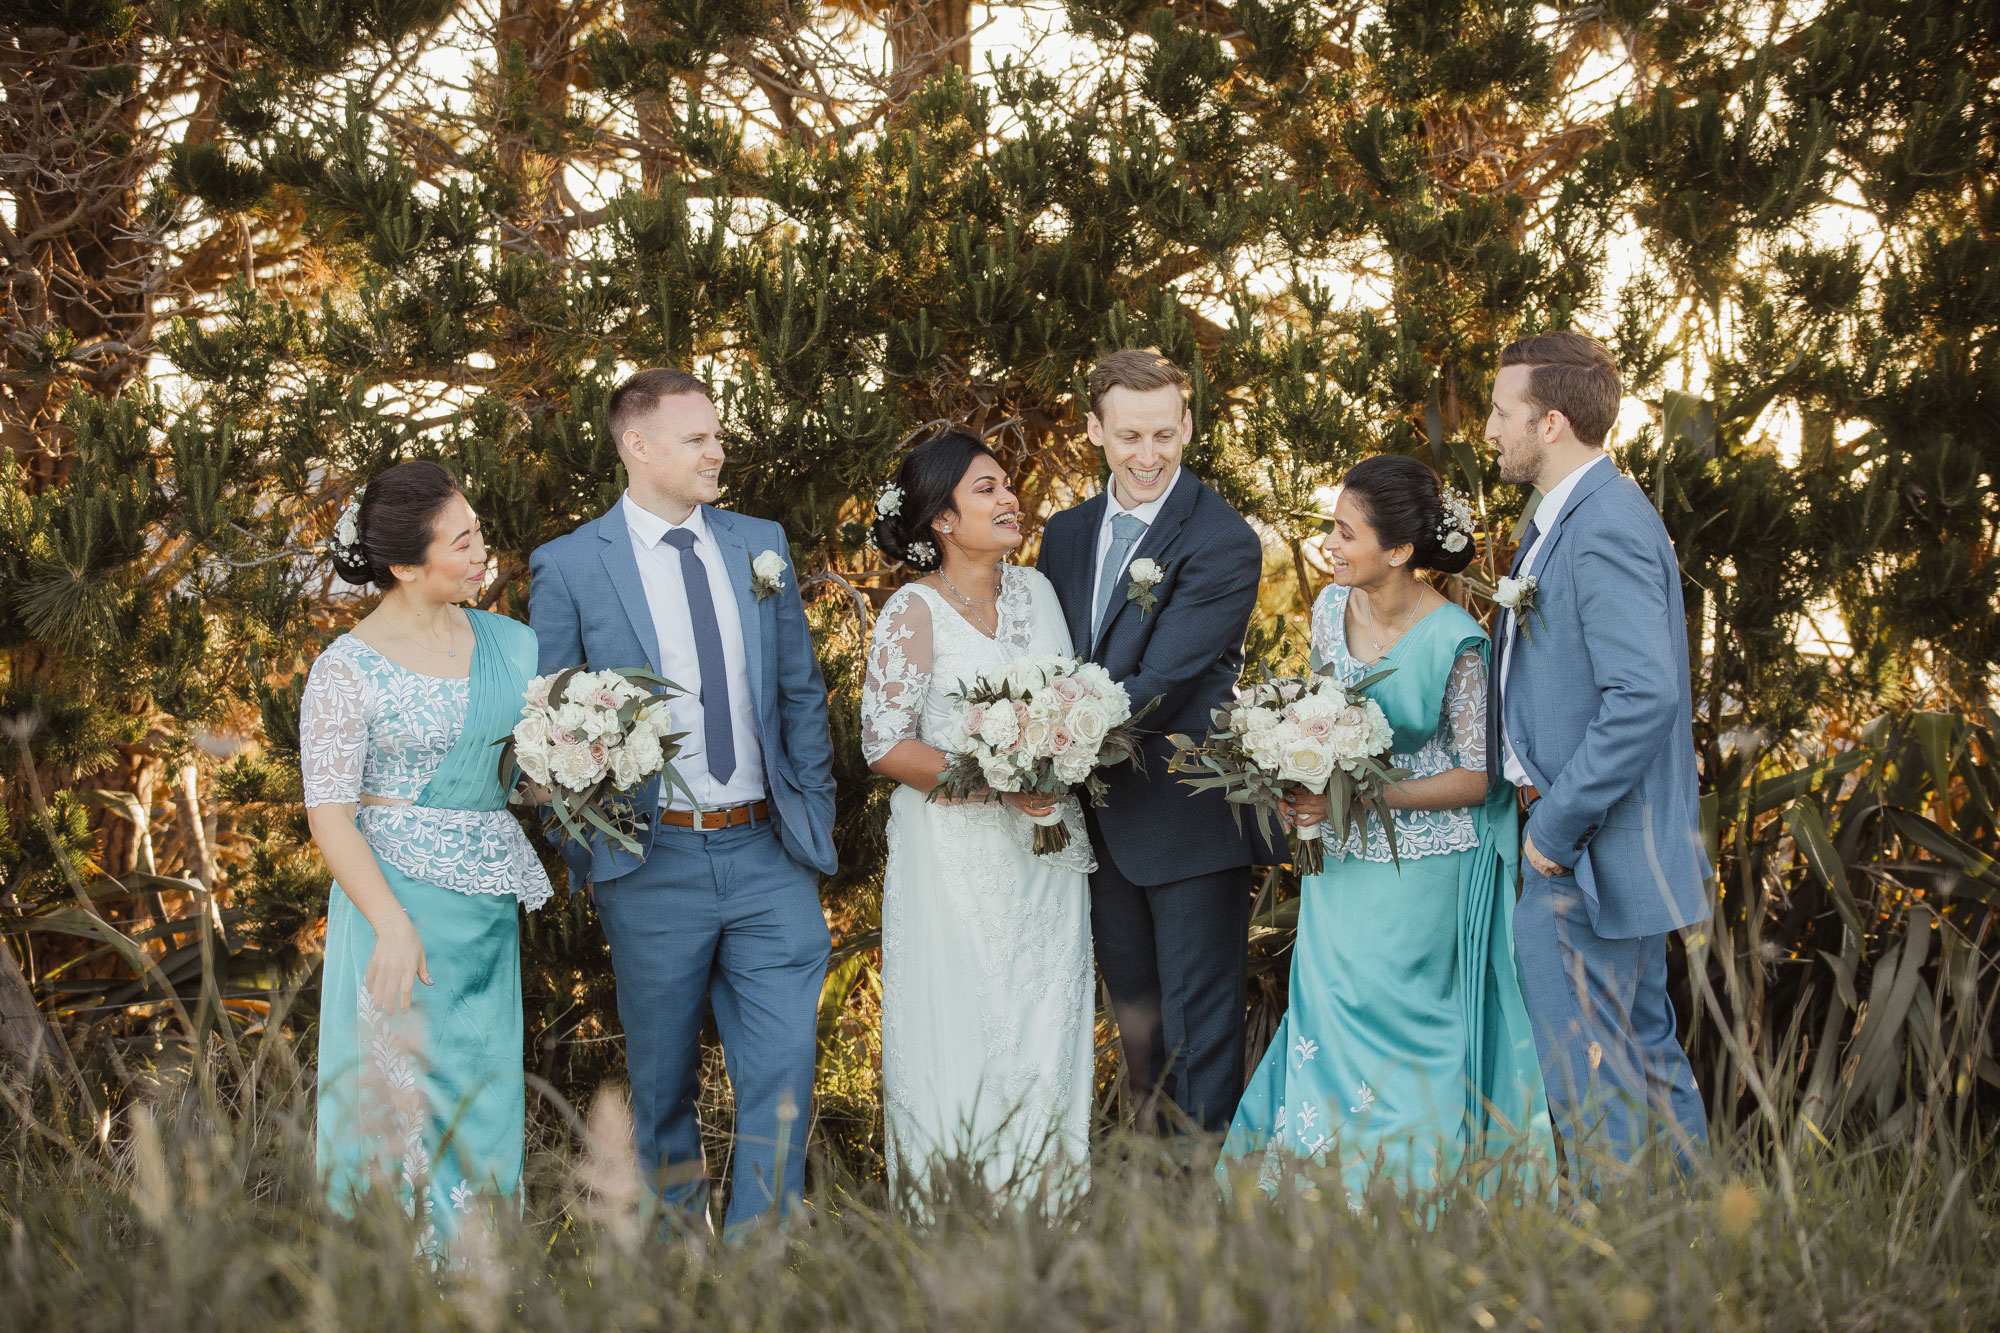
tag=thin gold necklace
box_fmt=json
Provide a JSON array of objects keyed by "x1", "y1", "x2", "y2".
[
  {"x1": 1360, "y1": 586, "x2": 1424, "y2": 658},
  {"x1": 383, "y1": 609, "x2": 463, "y2": 660}
]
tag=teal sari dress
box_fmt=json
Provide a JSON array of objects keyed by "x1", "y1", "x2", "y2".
[
  {"x1": 1222, "y1": 585, "x2": 1553, "y2": 1201},
  {"x1": 299, "y1": 610, "x2": 550, "y2": 1251}
]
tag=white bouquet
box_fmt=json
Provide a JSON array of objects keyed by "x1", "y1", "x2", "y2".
[
  {"x1": 497, "y1": 666, "x2": 692, "y2": 856},
  {"x1": 1168, "y1": 668, "x2": 1405, "y2": 874},
  {"x1": 930, "y1": 654, "x2": 1156, "y2": 855}
]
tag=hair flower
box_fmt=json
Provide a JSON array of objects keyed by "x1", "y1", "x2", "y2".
[{"x1": 1436, "y1": 485, "x2": 1474, "y2": 554}]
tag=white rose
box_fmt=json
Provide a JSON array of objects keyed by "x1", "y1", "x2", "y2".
[
  {"x1": 753, "y1": 549, "x2": 786, "y2": 583},
  {"x1": 609, "y1": 742, "x2": 649, "y2": 790},
  {"x1": 1019, "y1": 716, "x2": 1055, "y2": 757},
  {"x1": 1127, "y1": 557, "x2": 1162, "y2": 585},
  {"x1": 1277, "y1": 742, "x2": 1333, "y2": 790},
  {"x1": 1494, "y1": 575, "x2": 1536, "y2": 609},
  {"x1": 979, "y1": 753, "x2": 1021, "y2": 791},
  {"x1": 513, "y1": 713, "x2": 551, "y2": 754},
  {"x1": 1066, "y1": 705, "x2": 1110, "y2": 748}
]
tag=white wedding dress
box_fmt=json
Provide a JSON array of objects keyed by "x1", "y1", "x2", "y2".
[{"x1": 861, "y1": 563, "x2": 1096, "y2": 1207}]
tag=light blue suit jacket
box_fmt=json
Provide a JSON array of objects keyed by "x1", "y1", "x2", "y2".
[
  {"x1": 527, "y1": 503, "x2": 839, "y2": 884},
  {"x1": 1494, "y1": 461, "x2": 1712, "y2": 940}
]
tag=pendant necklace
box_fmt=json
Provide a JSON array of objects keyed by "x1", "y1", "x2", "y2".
[
  {"x1": 1361, "y1": 588, "x2": 1423, "y2": 659},
  {"x1": 938, "y1": 568, "x2": 999, "y2": 637}
]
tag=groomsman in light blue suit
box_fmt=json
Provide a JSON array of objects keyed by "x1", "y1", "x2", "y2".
[
  {"x1": 1483, "y1": 331, "x2": 1711, "y2": 1171},
  {"x1": 530, "y1": 367, "x2": 837, "y2": 1232}
]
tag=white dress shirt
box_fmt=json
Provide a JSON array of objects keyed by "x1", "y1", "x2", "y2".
[
  {"x1": 621, "y1": 494, "x2": 767, "y2": 810},
  {"x1": 1500, "y1": 453, "x2": 1610, "y2": 788},
  {"x1": 1090, "y1": 466, "x2": 1184, "y2": 639}
]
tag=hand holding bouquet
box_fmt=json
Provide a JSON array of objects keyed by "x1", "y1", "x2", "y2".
[
  {"x1": 497, "y1": 667, "x2": 693, "y2": 856},
  {"x1": 930, "y1": 654, "x2": 1156, "y2": 855},
  {"x1": 1168, "y1": 669, "x2": 1407, "y2": 874}
]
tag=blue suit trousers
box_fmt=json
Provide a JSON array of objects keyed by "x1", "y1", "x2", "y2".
[
  {"x1": 1513, "y1": 865, "x2": 1707, "y2": 1176},
  {"x1": 590, "y1": 817, "x2": 830, "y2": 1232}
]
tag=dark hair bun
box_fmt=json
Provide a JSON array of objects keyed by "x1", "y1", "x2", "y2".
[
  {"x1": 331, "y1": 460, "x2": 463, "y2": 590},
  {"x1": 871, "y1": 431, "x2": 994, "y2": 573},
  {"x1": 1337, "y1": 454, "x2": 1478, "y2": 575}
]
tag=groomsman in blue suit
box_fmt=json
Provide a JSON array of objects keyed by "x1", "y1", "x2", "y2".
[
  {"x1": 1039, "y1": 348, "x2": 1266, "y2": 1132},
  {"x1": 1483, "y1": 331, "x2": 1711, "y2": 1169},
  {"x1": 530, "y1": 367, "x2": 837, "y2": 1231}
]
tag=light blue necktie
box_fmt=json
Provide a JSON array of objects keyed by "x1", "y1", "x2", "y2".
[
  {"x1": 1094, "y1": 511, "x2": 1148, "y2": 643},
  {"x1": 662, "y1": 527, "x2": 736, "y2": 784}
]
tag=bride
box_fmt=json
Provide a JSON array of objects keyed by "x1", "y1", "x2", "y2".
[{"x1": 861, "y1": 432, "x2": 1095, "y2": 1208}]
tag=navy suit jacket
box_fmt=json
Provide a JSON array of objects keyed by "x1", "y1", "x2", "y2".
[
  {"x1": 1039, "y1": 473, "x2": 1266, "y2": 886},
  {"x1": 1493, "y1": 462, "x2": 1712, "y2": 939},
  {"x1": 528, "y1": 503, "x2": 839, "y2": 884}
]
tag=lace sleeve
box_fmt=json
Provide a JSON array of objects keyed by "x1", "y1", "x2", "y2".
[
  {"x1": 1443, "y1": 646, "x2": 1487, "y2": 776},
  {"x1": 300, "y1": 644, "x2": 369, "y2": 807},
  {"x1": 861, "y1": 588, "x2": 934, "y2": 765},
  {"x1": 1308, "y1": 584, "x2": 1343, "y2": 673}
]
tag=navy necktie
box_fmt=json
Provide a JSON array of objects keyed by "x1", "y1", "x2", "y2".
[{"x1": 662, "y1": 527, "x2": 736, "y2": 784}]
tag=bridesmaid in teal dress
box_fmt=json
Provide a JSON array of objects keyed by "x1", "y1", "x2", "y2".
[
  {"x1": 1222, "y1": 455, "x2": 1552, "y2": 1201},
  {"x1": 301, "y1": 461, "x2": 551, "y2": 1253}
]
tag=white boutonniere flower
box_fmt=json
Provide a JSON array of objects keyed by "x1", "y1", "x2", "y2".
[
  {"x1": 1126, "y1": 557, "x2": 1166, "y2": 619},
  {"x1": 1494, "y1": 574, "x2": 1542, "y2": 643},
  {"x1": 751, "y1": 549, "x2": 787, "y2": 601}
]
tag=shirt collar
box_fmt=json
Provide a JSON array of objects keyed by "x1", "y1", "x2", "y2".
[
  {"x1": 1102, "y1": 465, "x2": 1183, "y2": 529},
  {"x1": 621, "y1": 492, "x2": 710, "y2": 549},
  {"x1": 1534, "y1": 453, "x2": 1609, "y2": 532}
]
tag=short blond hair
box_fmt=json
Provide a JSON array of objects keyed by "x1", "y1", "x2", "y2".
[
  {"x1": 1087, "y1": 347, "x2": 1189, "y2": 419},
  {"x1": 1498, "y1": 331, "x2": 1621, "y2": 448}
]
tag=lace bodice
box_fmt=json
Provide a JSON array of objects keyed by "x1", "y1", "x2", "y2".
[
  {"x1": 300, "y1": 635, "x2": 552, "y2": 910},
  {"x1": 1311, "y1": 585, "x2": 1486, "y2": 863},
  {"x1": 861, "y1": 565, "x2": 1093, "y2": 873}
]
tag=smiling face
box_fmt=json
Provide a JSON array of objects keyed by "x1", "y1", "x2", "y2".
[
  {"x1": 1090, "y1": 383, "x2": 1190, "y2": 508},
  {"x1": 1319, "y1": 488, "x2": 1408, "y2": 589},
  {"x1": 621, "y1": 389, "x2": 724, "y2": 521},
  {"x1": 934, "y1": 451, "x2": 1021, "y2": 560},
  {"x1": 390, "y1": 491, "x2": 487, "y2": 604},
  {"x1": 1485, "y1": 364, "x2": 1560, "y2": 488}
]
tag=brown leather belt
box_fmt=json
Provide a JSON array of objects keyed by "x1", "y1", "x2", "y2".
[
  {"x1": 1518, "y1": 784, "x2": 1542, "y2": 816},
  {"x1": 659, "y1": 800, "x2": 770, "y2": 831}
]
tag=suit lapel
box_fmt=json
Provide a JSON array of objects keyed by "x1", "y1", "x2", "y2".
[
  {"x1": 1496, "y1": 458, "x2": 1617, "y2": 787},
  {"x1": 1093, "y1": 472, "x2": 1198, "y2": 655},
  {"x1": 596, "y1": 508, "x2": 664, "y2": 675},
  {"x1": 705, "y1": 507, "x2": 767, "y2": 710},
  {"x1": 1524, "y1": 456, "x2": 1615, "y2": 580}
]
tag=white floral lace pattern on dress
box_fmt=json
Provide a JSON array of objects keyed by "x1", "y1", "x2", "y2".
[
  {"x1": 301, "y1": 635, "x2": 552, "y2": 910},
  {"x1": 1310, "y1": 585, "x2": 1486, "y2": 863},
  {"x1": 863, "y1": 565, "x2": 1096, "y2": 1203}
]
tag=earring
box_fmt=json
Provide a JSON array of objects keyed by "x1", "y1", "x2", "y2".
[{"x1": 940, "y1": 524, "x2": 952, "y2": 533}]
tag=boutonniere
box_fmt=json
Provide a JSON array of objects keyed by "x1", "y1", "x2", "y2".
[
  {"x1": 1493, "y1": 574, "x2": 1542, "y2": 643},
  {"x1": 751, "y1": 549, "x2": 787, "y2": 601},
  {"x1": 1126, "y1": 558, "x2": 1166, "y2": 618}
]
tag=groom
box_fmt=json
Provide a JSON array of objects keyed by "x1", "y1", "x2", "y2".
[
  {"x1": 1039, "y1": 348, "x2": 1265, "y2": 1133},
  {"x1": 529, "y1": 367, "x2": 837, "y2": 1230},
  {"x1": 1484, "y1": 331, "x2": 1710, "y2": 1168}
]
